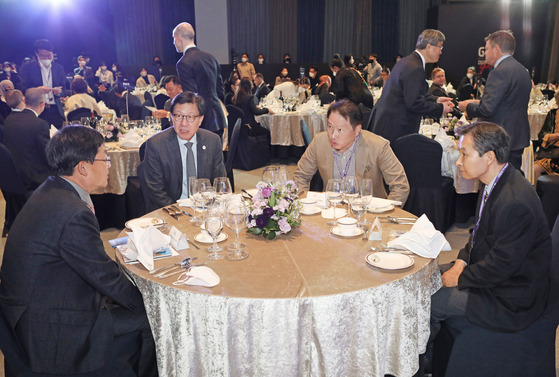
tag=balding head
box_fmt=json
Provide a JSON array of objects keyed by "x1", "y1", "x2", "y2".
[
  {"x1": 173, "y1": 22, "x2": 195, "y2": 53},
  {"x1": 25, "y1": 87, "x2": 46, "y2": 115}
]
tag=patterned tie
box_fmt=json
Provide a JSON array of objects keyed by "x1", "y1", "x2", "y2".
[{"x1": 185, "y1": 142, "x2": 196, "y2": 196}]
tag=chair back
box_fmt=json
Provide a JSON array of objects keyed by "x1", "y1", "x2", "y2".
[
  {"x1": 137, "y1": 162, "x2": 151, "y2": 213},
  {"x1": 154, "y1": 94, "x2": 169, "y2": 110},
  {"x1": 225, "y1": 118, "x2": 242, "y2": 174},
  {"x1": 358, "y1": 103, "x2": 372, "y2": 132},
  {"x1": 226, "y1": 104, "x2": 245, "y2": 141},
  {"x1": 457, "y1": 83, "x2": 474, "y2": 101},
  {"x1": 542, "y1": 89, "x2": 555, "y2": 101},
  {"x1": 0, "y1": 143, "x2": 27, "y2": 196},
  {"x1": 392, "y1": 133, "x2": 443, "y2": 188},
  {"x1": 143, "y1": 92, "x2": 155, "y2": 108},
  {"x1": 299, "y1": 119, "x2": 312, "y2": 147},
  {"x1": 67, "y1": 107, "x2": 93, "y2": 122},
  {"x1": 139, "y1": 141, "x2": 147, "y2": 162}
]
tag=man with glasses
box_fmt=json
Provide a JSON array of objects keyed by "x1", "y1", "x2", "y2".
[
  {"x1": 142, "y1": 91, "x2": 226, "y2": 211},
  {"x1": 0, "y1": 125, "x2": 158, "y2": 376},
  {"x1": 371, "y1": 29, "x2": 454, "y2": 143}
]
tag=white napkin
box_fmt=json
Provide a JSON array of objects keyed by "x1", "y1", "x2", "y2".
[
  {"x1": 368, "y1": 196, "x2": 402, "y2": 209},
  {"x1": 434, "y1": 128, "x2": 455, "y2": 149},
  {"x1": 305, "y1": 191, "x2": 327, "y2": 207},
  {"x1": 182, "y1": 266, "x2": 220, "y2": 287},
  {"x1": 126, "y1": 224, "x2": 172, "y2": 271},
  {"x1": 49, "y1": 125, "x2": 57, "y2": 138},
  {"x1": 97, "y1": 101, "x2": 110, "y2": 114},
  {"x1": 177, "y1": 198, "x2": 194, "y2": 207},
  {"x1": 387, "y1": 214, "x2": 451, "y2": 258},
  {"x1": 321, "y1": 207, "x2": 347, "y2": 219},
  {"x1": 119, "y1": 129, "x2": 144, "y2": 148}
]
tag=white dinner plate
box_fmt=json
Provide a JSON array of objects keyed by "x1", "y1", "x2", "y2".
[
  {"x1": 125, "y1": 217, "x2": 165, "y2": 229},
  {"x1": 301, "y1": 206, "x2": 322, "y2": 215},
  {"x1": 366, "y1": 252, "x2": 414, "y2": 270},
  {"x1": 330, "y1": 226, "x2": 364, "y2": 238},
  {"x1": 321, "y1": 207, "x2": 347, "y2": 219},
  {"x1": 367, "y1": 204, "x2": 395, "y2": 213},
  {"x1": 194, "y1": 232, "x2": 228, "y2": 244}
]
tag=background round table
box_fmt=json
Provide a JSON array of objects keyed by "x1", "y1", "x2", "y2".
[{"x1": 113, "y1": 206, "x2": 442, "y2": 377}]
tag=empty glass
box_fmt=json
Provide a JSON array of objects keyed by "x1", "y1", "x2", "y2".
[
  {"x1": 277, "y1": 165, "x2": 289, "y2": 185},
  {"x1": 262, "y1": 166, "x2": 278, "y2": 184},
  {"x1": 360, "y1": 178, "x2": 373, "y2": 225},
  {"x1": 343, "y1": 176, "x2": 359, "y2": 215},
  {"x1": 192, "y1": 178, "x2": 211, "y2": 224},
  {"x1": 350, "y1": 198, "x2": 367, "y2": 227},
  {"x1": 214, "y1": 177, "x2": 232, "y2": 210},
  {"x1": 225, "y1": 200, "x2": 248, "y2": 260},
  {"x1": 205, "y1": 204, "x2": 224, "y2": 260},
  {"x1": 325, "y1": 179, "x2": 343, "y2": 226}
]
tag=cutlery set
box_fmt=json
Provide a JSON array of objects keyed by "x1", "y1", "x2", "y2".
[
  {"x1": 149, "y1": 257, "x2": 206, "y2": 279},
  {"x1": 162, "y1": 205, "x2": 200, "y2": 249}
]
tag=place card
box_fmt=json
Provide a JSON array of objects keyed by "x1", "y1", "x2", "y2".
[
  {"x1": 169, "y1": 226, "x2": 189, "y2": 250},
  {"x1": 368, "y1": 217, "x2": 383, "y2": 241}
]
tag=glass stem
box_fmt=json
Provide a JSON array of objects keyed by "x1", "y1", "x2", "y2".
[{"x1": 235, "y1": 229, "x2": 240, "y2": 251}]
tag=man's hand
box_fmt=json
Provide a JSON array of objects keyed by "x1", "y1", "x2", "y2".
[
  {"x1": 37, "y1": 86, "x2": 53, "y2": 94},
  {"x1": 458, "y1": 99, "x2": 479, "y2": 112},
  {"x1": 441, "y1": 259, "x2": 467, "y2": 287},
  {"x1": 152, "y1": 109, "x2": 169, "y2": 119},
  {"x1": 52, "y1": 86, "x2": 63, "y2": 96}
]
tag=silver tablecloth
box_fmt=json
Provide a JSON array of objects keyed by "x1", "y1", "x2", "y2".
[
  {"x1": 256, "y1": 110, "x2": 328, "y2": 146},
  {"x1": 528, "y1": 111, "x2": 547, "y2": 141},
  {"x1": 92, "y1": 143, "x2": 140, "y2": 195}
]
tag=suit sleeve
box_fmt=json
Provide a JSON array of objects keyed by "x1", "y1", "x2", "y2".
[
  {"x1": 216, "y1": 70, "x2": 225, "y2": 102},
  {"x1": 143, "y1": 140, "x2": 175, "y2": 209},
  {"x1": 402, "y1": 66, "x2": 443, "y2": 118},
  {"x1": 177, "y1": 60, "x2": 197, "y2": 93},
  {"x1": 210, "y1": 135, "x2": 226, "y2": 179},
  {"x1": 376, "y1": 142, "x2": 410, "y2": 203},
  {"x1": 293, "y1": 140, "x2": 319, "y2": 192},
  {"x1": 59, "y1": 208, "x2": 145, "y2": 313},
  {"x1": 466, "y1": 68, "x2": 506, "y2": 119}
]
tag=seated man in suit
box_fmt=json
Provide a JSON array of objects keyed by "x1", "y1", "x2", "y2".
[
  {"x1": 429, "y1": 122, "x2": 550, "y2": 343},
  {"x1": 253, "y1": 73, "x2": 270, "y2": 101},
  {"x1": 427, "y1": 68, "x2": 461, "y2": 118},
  {"x1": 115, "y1": 84, "x2": 143, "y2": 120},
  {"x1": 3, "y1": 87, "x2": 53, "y2": 191},
  {"x1": 152, "y1": 75, "x2": 183, "y2": 130},
  {"x1": 293, "y1": 99, "x2": 410, "y2": 204},
  {"x1": 0, "y1": 125, "x2": 157, "y2": 376},
  {"x1": 143, "y1": 91, "x2": 226, "y2": 211}
]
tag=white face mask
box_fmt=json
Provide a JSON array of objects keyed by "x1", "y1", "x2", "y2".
[
  {"x1": 349, "y1": 58, "x2": 354, "y2": 65},
  {"x1": 332, "y1": 71, "x2": 337, "y2": 77},
  {"x1": 101, "y1": 66, "x2": 107, "y2": 72},
  {"x1": 258, "y1": 58, "x2": 264, "y2": 64},
  {"x1": 40, "y1": 59, "x2": 52, "y2": 67},
  {"x1": 309, "y1": 72, "x2": 316, "y2": 78},
  {"x1": 79, "y1": 61, "x2": 86, "y2": 67},
  {"x1": 5, "y1": 68, "x2": 10, "y2": 73},
  {"x1": 112, "y1": 67, "x2": 117, "y2": 72},
  {"x1": 466, "y1": 73, "x2": 474, "y2": 79},
  {"x1": 241, "y1": 57, "x2": 248, "y2": 63},
  {"x1": 141, "y1": 72, "x2": 147, "y2": 77}
]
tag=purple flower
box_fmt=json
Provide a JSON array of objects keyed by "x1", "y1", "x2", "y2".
[
  {"x1": 262, "y1": 187, "x2": 272, "y2": 198},
  {"x1": 263, "y1": 207, "x2": 274, "y2": 217},
  {"x1": 256, "y1": 216, "x2": 268, "y2": 228}
]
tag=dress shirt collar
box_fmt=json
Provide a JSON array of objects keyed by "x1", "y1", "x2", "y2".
[
  {"x1": 183, "y1": 43, "x2": 196, "y2": 54},
  {"x1": 494, "y1": 54, "x2": 511, "y2": 68},
  {"x1": 61, "y1": 177, "x2": 94, "y2": 209},
  {"x1": 177, "y1": 132, "x2": 197, "y2": 146},
  {"x1": 414, "y1": 50, "x2": 426, "y2": 69},
  {"x1": 26, "y1": 108, "x2": 39, "y2": 117}
]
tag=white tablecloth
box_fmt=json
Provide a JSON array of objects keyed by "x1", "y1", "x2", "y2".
[{"x1": 256, "y1": 110, "x2": 328, "y2": 146}]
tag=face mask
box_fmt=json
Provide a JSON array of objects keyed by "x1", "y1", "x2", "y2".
[
  {"x1": 284, "y1": 59, "x2": 291, "y2": 63},
  {"x1": 282, "y1": 72, "x2": 288, "y2": 77},
  {"x1": 467, "y1": 73, "x2": 474, "y2": 79},
  {"x1": 309, "y1": 72, "x2": 316, "y2": 78},
  {"x1": 5, "y1": 68, "x2": 10, "y2": 73},
  {"x1": 258, "y1": 58, "x2": 264, "y2": 64},
  {"x1": 141, "y1": 72, "x2": 147, "y2": 77},
  {"x1": 101, "y1": 66, "x2": 107, "y2": 72},
  {"x1": 369, "y1": 59, "x2": 374, "y2": 64},
  {"x1": 242, "y1": 57, "x2": 248, "y2": 63},
  {"x1": 332, "y1": 71, "x2": 337, "y2": 77},
  {"x1": 112, "y1": 67, "x2": 117, "y2": 72},
  {"x1": 154, "y1": 60, "x2": 161, "y2": 65},
  {"x1": 40, "y1": 59, "x2": 52, "y2": 67},
  {"x1": 79, "y1": 61, "x2": 86, "y2": 67},
  {"x1": 349, "y1": 58, "x2": 354, "y2": 65}
]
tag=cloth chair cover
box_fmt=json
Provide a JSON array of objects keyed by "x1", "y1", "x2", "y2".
[
  {"x1": 225, "y1": 104, "x2": 245, "y2": 143},
  {"x1": 154, "y1": 94, "x2": 169, "y2": 110},
  {"x1": 392, "y1": 133, "x2": 455, "y2": 233},
  {"x1": 228, "y1": 117, "x2": 270, "y2": 171},
  {"x1": 457, "y1": 84, "x2": 474, "y2": 101},
  {"x1": 143, "y1": 92, "x2": 155, "y2": 108},
  {"x1": 358, "y1": 103, "x2": 372, "y2": 132},
  {"x1": 67, "y1": 107, "x2": 95, "y2": 122},
  {"x1": 536, "y1": 174, "x2": 559, "y2": 231}
]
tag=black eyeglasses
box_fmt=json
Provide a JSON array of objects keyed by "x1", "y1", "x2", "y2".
[
  {"x1": 173, "y1": 114, "x2": 201, "y2": 123},
  {"x1": 94, "y1": 157, "x2": 111, "y2": 165}
]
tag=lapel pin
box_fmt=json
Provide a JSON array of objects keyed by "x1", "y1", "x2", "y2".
[{"x1": 202, "y1": 145, "x2": 206, "y2": 150}]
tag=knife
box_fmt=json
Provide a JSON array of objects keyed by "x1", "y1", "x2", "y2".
[
  {"x1": 163, "y1": 207, "x2": 178, "y2": 220},
  {"x1": 172, "y1": 205, "x2": 193, "y2": 217},
  {"x1": 187, "y1": 238, "x2": 200, "y2": 250},
  {"x1": 241, "y1": 189, "x2": 253, "y2": 198},
  {"x1": 158, "y1": 263, "x2": 207, "y2": 279},
  {"x1": 149, "y1": 257, "x2": 197, "y2": 275}
]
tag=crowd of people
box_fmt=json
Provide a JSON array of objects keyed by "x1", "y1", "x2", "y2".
[{"x1": 0, "y1": 22, "x2": 556, "y2": 377}]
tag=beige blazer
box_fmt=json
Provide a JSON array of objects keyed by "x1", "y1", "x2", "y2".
[{"x1": 293, "y1": 130, "x2": 410, "y2": 204}]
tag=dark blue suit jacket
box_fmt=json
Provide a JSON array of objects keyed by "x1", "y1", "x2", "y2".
[
  {"x1": 372, "y1": 51, "x2": 442, "y2": 143},
  {"x1": 466, "y1": 56, "x2": 531, "y2": 151},
  {"x1": 19, "y1": 60, "x2": 66, "y2": 119},
  {"x1": 457, "y1": 165, "x2": 551, "y2": 332},
  {"x1": 0, "y1": 176, "x2": 145, "y2": 374},
  {"x1": 142, "y1": 127, "x2": 226, "y2": 211},
  {"x1": 176, "y1": 47, "x2": 225, "y2": 133}
]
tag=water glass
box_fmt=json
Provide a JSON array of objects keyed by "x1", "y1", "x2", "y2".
[
  {"x1": 205, "y1": 204, "x2": 224, "y2": 260},
  {"x1": 350, "y1": 198, "x2": 367, "y2": 227},
  {"x1": 343, "y1": 176, "x2": 359, "y2": 214},
  {"x1": 325, "y1": 179, "x2": 343, "y2": 226},
  {"x1": 360, "y1": 178, "x2": 373, "y2": 225},
  {"x1": 262, "y1": 166, "x2": 278, "y2": 184},
  {"x1": 225, "y1": 200, "x2": 248, "y2": 260}
]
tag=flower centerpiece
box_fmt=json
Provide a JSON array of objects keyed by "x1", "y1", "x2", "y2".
[
  {"x1": 102, "y1": 120, "x2": 125, "y2": 142},
  {"x1": 247, "y1": 180, "x2": 302, "y2": 240},
  {"x1": 441, "y1": 116, "x2": 464, "y2": 137}
]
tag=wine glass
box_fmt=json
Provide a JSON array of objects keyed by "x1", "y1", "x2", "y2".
[
  {"x1": 325, "y1": 179, "x2": 343, "y2": 226},
  {"x1": 213, "y1": 177, "x2": 232, "y2": 210},
  {"x1": 262, "y1": 166, "x2": 278, "y2": 184},
  {"x1": 205, "y1": 204, "x2": 224, "y2": 260},
  {"x1": 360, "y1": 178, "x2": 373, "y2": 226},
  {"x1": 277, "y1": 165, "x2": 289, "y2": 185},
  {"x1": 350, "y1": 198, "x2": 367, "y2": 228},
  {"x1": 225, "y1": 200, "x2": 249, "y2": 260},
  {"x1": 343, "y1": 176, "x2": 359, "y2": 216},
  {"x1": 121, "y1": 114, "x2": 130, "y2": 127},
  {"x1": 188, "y1": 176, "x2": 198, "y2": 222},
  {"x1": 192, "y1": 178, "x2": 211, "y2": 224}
]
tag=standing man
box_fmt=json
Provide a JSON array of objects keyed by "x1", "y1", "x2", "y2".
[
  {"x1": 19, "y1": 39, "x2": 66, "y2": 128},
  {"x1": 0, "y1": 125, "x2": 158, "y2": 376},
  {"x1": 363, "y1": 53, "x2": 382, "y2": 86},
  {"x1": 172, "y1": 22, "x2": 226, "y2": 138},
  {"x1": 371, "y1": 29, "x2": 454, "y2": 143},
  {"x1": 236, "y1": 53, "x2": 256, "y2": 80},
  {"x1": 458, "y1": 30, "x2": 531, "y2": 170}
]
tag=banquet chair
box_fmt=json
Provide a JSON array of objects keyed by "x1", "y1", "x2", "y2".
[
  {"x1": 226, "y1": 104, "x2": 245, "y2": 142},
  {"x1": 358, "y1": 103, "x2": 372, "y2": 132},
  {"x1": 67, "y1": 107, "x2": 95, "y2": 122},
  {"x1": 154, "y1": 93, "x2": 169, "y2": 110},
  {"x1": 143, "y1": 91, "x2": 155, "y2": 108},
  {"x1": 542, "y1": 89, "x2": 555, "y2": 101},
  {"x1": 432, "y1": 214, "x2": 559, "y2": 377},
  {"x1": 224, "y1": 118, "x2": 243, "y2": 192},
  {"x1": 0, "y1": 143, "x2": 31, "y2": 237},
  {"x1": 536, "y1": 174, "x2": 559, "y2": 230},
  {"x1": 457, "y1": 84, "x2": 474, "y2": 101},
  {"x1": 299, "y1": 119, "x2": 323, "y2": 192},
  {"x1": 392, "y1": 134, "x2": 455, "y2": 233}
]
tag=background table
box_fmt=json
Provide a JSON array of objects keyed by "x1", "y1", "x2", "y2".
[
  {"x1": 92, "y1": 142, "x2": 141, "y2": 195},
  {"x1": 256, "y1": 110, "x2": 328, "y2": 147},
  {"x1": 528, "y1": 110, "x2": 547, "y2": 141},
  {"x1": 114, "y1": 206, "x2": 442, "y2": 377}
]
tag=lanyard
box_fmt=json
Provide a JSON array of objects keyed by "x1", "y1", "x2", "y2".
[{"x1": 334, "y1": 135, "x2": 359, "y2": 179}]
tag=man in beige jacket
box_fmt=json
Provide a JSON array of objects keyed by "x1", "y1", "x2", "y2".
[{"x1": 294, "y1": 99, "x2": 409, "y2": 204}]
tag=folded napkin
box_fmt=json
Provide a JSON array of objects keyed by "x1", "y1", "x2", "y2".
[
  {"x1": 177, "y1": 266, "x2": 220, "y2": 287},
  {"x1": 126, "y1": 224, "x2": 173, "y2": 271},
  {"x1": 321, "y1": 207, "x2": 347, "y2": 219},
  {"x1": 49, "y1": 124, "x2": 57, "y2": 138},
  {"x1": 119, "y1": 129, "x2": 144, "y2": 148},
  {"x1": 97, "y1": 101, "x2": 110, "y2": 114},
  {"x1": 177, "y1": 198, "x2": 194, "y2": 207},
  {"x1": 305, "y1": 191, "x2": 328, "y2": 207},
  {"x1": 368, "y1": 196, "x2": 402, "y2": 208},
  {"x1": 387, "y1": 214, "x2": 451, "y2": 258},
  {"x1": 434, "y1": 128, "x2": 455, "y2": 149}
]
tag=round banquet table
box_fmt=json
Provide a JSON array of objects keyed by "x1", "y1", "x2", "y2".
[
  {"x1": 92, "y1": 142, "x2": 141, "y2": 195},
  {"x1": 256, "y1": 110, "x2": 328, "y2": 147},
  {"x1": 113, "y1": 206, "x2": 442, "y2": 377}
]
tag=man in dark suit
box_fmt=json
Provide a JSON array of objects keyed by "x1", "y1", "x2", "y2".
[
  {"x1": 172, "y1": 22, "x2": 226, "y2": 138},
  {"x1": 430, "y1": 122, "x2": 550, "y2": 341},
  {"x1": 3, "y1": 88, "x2": 53, "y2": 191},
  {"x1": 152, "y1": 75, "x2": 183, "y2": 130},
  {"x1": 142, "y1": 91, "x2": 226, "y2": 211},
  {"x1": 0, "y1": 125, "x2": 157, "y2": 376},
  {"x1": 459, "y1": 30, "x2": 531, "y2": 171},
  {"x1": 253, "y1": 73, "x2": 270, "y2": 101},
  {"x1": 329, "y1": 57, "x2": 374, "y2": 109},
  {"x1": 371, "y1": 29, "x2": 454, "y2": 143},
  {"x1": 428, "y1": 68, "x2": 462, "y2": 119},
  {"x1": 115, "y1": 84, "x2": 143, "y2": 120},
  {"x1": 19, "y1": 39, "x2": 66, "y2": 128}
]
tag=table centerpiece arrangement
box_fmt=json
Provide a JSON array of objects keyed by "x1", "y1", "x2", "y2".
[
  {"x1": 247, "y1": 180, "x2": 301, "y2": 240},
  {"x1": 100, "y1": 119, "x2": 126, "y2": 142}
]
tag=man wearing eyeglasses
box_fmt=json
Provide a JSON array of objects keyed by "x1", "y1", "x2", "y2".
[
  {"x1": 142, "y1": 91, "x2": 226, "y2": 211},
  {"x1": 370, "y1": 29, "x2": 454, "y2": 143},
  {"x1": 0, "y1": 125, "x2": 158, "y2": 376}
]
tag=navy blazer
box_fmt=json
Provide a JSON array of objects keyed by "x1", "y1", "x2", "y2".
[
  {"x1": 0, "y1": 176, "x2": 145, "y2": 374},
  {"x1": 176, "y1": 47, "x2": 226, "y2": 132},
  {"x1": 142, "y1": 127, "x2": 226, "y2": 211},
  {"x1": 466, "y1": 56, "x2": 531, "y2": 151},
  {"x1": 372, "y1": 51, "x2": 443, "y2": 143},
  {"x1": 19, "y1": 60, "x2": 66, "y2": 118},
  {"x1": 457, "y1": 165, "x2": 551, "y2": 332}
]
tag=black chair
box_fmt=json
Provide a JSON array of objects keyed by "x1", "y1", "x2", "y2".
[
  {"x1": 536, "y1": 174, "x2": 559, "y2": 231},
  {"x1": 154, "y1": 93, "x2": 169, "y2": 110},
  {"x1": 224, "y1": 118, "x2": 242, "y2": 192},
  {"x1": 358, "y1": 103, "x2": 372, "y2": 132},
  {"x1": 143, "y1": 91, "x2": 155, "y2": 108},
  {"x1": 0, "y1": 143, "x2": 31, "y2": 237},
  {"x1": 299, "y1": 119, "x2": 323, "y2": 192},
  {"x1": 457, "y1": 84, "x2": 474, "y2": 101},
  {"x1": 392, "y1": 134, "x2": 455, "y2": 233},
  {"x1": 433, "y1": 215, "x2": 559, "y2": 377},
  {"x1": 319, "y1": 92, "x2": 335, "y2": 106},
  {"x1": 542, "y1": 89, "x2": 555, "y2": 101},
  {"x1": 67, "y1": 107, "x2": 94, "y2": 122},
  {"x1": 226, "y1": 104, "x2": 245, "y2": 143}
]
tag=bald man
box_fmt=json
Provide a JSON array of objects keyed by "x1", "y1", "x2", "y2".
[{"x1": 172, "y1": 22, "x2": 226, "y2": 137}]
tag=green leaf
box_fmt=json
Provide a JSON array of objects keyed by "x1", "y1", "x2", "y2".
[
  {"x1": 266, "y1": 231, "x2": 276, "y2": 240},
  {"x1": 269, "y1": 191, "x2": 276, "y2": 207},
  {"x1": 251, "y1": 227, "x2": 263, "y2": 235}
]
